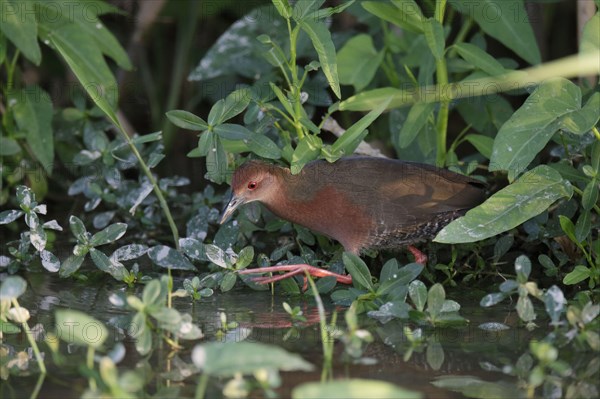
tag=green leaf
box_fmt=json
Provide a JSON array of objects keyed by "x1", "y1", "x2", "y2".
[
  {"x1": 575, "y1": 210, "x2": 591, "y2": 242},
  {"x1": 299, "y1": 19, "x2": 341, "y2": 99},
  {"x1": 0, "y1": 209, "x2": 23, "y2": 224},
  {"x1": 423, "y1": 18, "x2": 445, "y2": 60},
  {"x1": 291, "y1": 135, "x2": 322, "y2": 174},
  {"x1": 303, "y1": 1, "x2": 355, "y2": 20},
  {"x1": 559, "y1": 215, "x2": 577, "y2": 243},
  {"x1": 449, "y1": 0, "x2": 541, "y2": 65},
  {"x1": 90, "y1": 248, "x2": 126, "y2": 280},
  {"x1": 338, "y1": 34, "x2": 384, "y2": 91},
  {"x1": 465, "y1": 134, "x2": 494, "y2": 159},
  {"x1": 426, "y1": 341, "x2": 445, "y2": 370},
  {"x1": 39, "y1": 20, "x2": 118, "y2": 114},
  {"x1": 0, "y1": 0, "x2": 41, "y2": 64},
  {"x1": 204, "y1": 244, "x2": 228, "y2": 268},
  {"x1": 409, "y1": 280, "x2": 427, "y2": 312},
  {"x1": 166, "y1": 110, "x2": 209, "y2": 131},
  {"x1": 272, "y1": 0, "x2": 292, "y2": 19},
  {"x1": 0, "y1": 135, "x2": 20, "y2": 156},
  {"x1": 580, "y1": 12, "x2": 600, "y2": 53},
  {"x1": 454, "y1": 43, "x2": 505, "y2": 76},
  {"x1": 558, "y1": 92, "x2": 600, "y2": 135},
  {"x1": 147, "y1": 245, "x2": 196, "y2": 271},
  {"x1": 516, "y1": 295, "x2": 536, "y2": 322},
  {"x1": 90, "y1": 223, "x2": 127, "y2": 247},
  {"x1": 0, "y1": 276, "x2": 27, "y2": 300},
  {"x1": 69, "y1": 216, "x2": 88, "y2": 243},
  {"x1": 332, "y1": 97, "x2": 392, "y2": 155},
  {"x1": 220, "y1": 273, "x2": 237, "y2": 292},
  {"x1": 208, "y1": 88, "x2": 251, "y2": 125},
  {"x1": 247, "y1": 132, "x2": 282, "y2": 160},
  {"x1": 55, "y1": 309, "x2": 108, "y2": 348},
  {"x1": 10, "y1": 86, "x2": 54, "y2": 173},
  {"x1": 427, "y1": 283, "x2": 445, "y2": 319},
  {"x1": 192, "y1": 342, "x2": 314, "y2": 377},
  {"x1": 269, "y1": 83, "x2": 295, "y2": 117},
  {"x1": 142, "y1": 279, "x2": 163, "y2": 306},
  {"x1": 343, "y1": 252, "x2": 373, "y2": 291},
  {"x1": 362, "y1": 1, "x2": 424, "y2": 33},
  {"x1": 490, "y1": 78, "x2": 580, "y2": 174},
  {"x1": 480, "y1": 292, "x2": 506, "y2": 307},
  {"x1": 293, "y1": 0, "x2": 326, "y2": 20},
  {"x1": 544, "y1": 285, "x2": 566, "y2": 325},
  {"x1": 205, "y1": 134, "x2": 228, "y2": 184},
  {"x1": 435, "y1": 165, "x2": 573, "y2": 243},
  {"x1": 563, "y1": 265, "x2": 591, "y2": 285},
  {"x1": 236, "y1": 246, "x2": 254, "y2": 269},
  {"x1": 397, "y1": 102, "x2": 435, "y2": 148},
  {"x1": 395, "y1": 263, "x2": 424, "y2": 285},
  {"x1": 515, "y1": 255, "x2": 531, "y2": 282},
  {"x1": 292, "y1": 379, "x2": 422, "y2": 399},
  {"x1": 59, "y1": 254, "x2": 86, "y2": 277}
]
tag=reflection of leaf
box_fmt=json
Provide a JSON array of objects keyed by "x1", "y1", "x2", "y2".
[
  {"x1": 433, "y1": 375, "x2": 522, "y2": 399},
  {"x1": 293, "y1": 379, "x2": 423, "y2": 399}
]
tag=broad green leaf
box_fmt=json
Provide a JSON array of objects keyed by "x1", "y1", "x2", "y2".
[
  {"x1": 0, "y1": 209, "x2": 23, "y2": 224},
  {"x1": 435, "y1": 165, "x2": 573, "y2": 243},
  {"x1": 39, "y1": 20, "x2": 118, "y2": 115},
  {"x1": 0, "y1": 276, "x2": 27, "y2": 300},
  {"x1": 395, "y1": 263, "x2": 424, "y2": 285},
  {"x1": 166, "y1": 110, "x2": 209, "y2": 131},
  {"x1": 409, "y1": 280, "x2": 427, "y2": 312},
  {"x1": 427, "y1": 283, "x2": 445, "y2": 319},
  {"x1": 111, "y1": 244, "x2": 148, "y2": 262},
  {"x1": 293, "y1": 379, "x2": 422, "y2": 399},
  {"x1": 379, "y1": 258, "x2": 400, "y2": 282},
  {"x1": 580, "y1": 12, "x2": 600, "y2": 53},
  {"x1": 293, "y1": 0, "x2": 325, "y2": 20},
  {"x1": 204, "y1": 244, "x2": 227, "y2": 268},
  {"x1": 558, "y1": 92, "x2": 600, "y2": 134},
  {"x1": 465, "y1": 134, "x2": 494, "y2": 159},
  {"x1": 208, "y1": 88, "x2": 251, "y2": 125},
  {"x1": 179, "y1": 237, "x2": 207, "y2": 261},
  {"x1": 10, "y1": 86, "x2": 54, "y2": 173},
  {"x1": 247, "y1": 132, "x2": 282, "y2": 159},
  {"x1": 90, "y1": 223, "x2": 127, "y2": 247},
  {"x1": 449, "y1": 0, "x2": 541, "y2": 65},
  {"x1": 147, "y1": 245, "x2": 196, "y2": 270},
  {"x1": 59, "y1": 254, "x2": 86, "y2": 277},
  {"x1": 299, "y1": 19, "x2": 341, "y2": 99},
  {"x1": 362, "y1": 1, "x2": 424, "y2": 33},
  {"x1": 397, "y1": 102, "x2": 435, "y2": 148},
  {"x1": 0, "y1": 0, "x2": 41, "y2": 64},
  {"x1": 515, "y1": 255, "x2": 531, "y2": 282},
  {"x1": 343, "y1": 252, "x2": 373, "y2": 291},
  {"x1": 338, "y1": 34, "x2": 384, "y2": 91},
  {"x1": 69, "y1": 215, "x2": 88, "y2": 243},
  {"x1": 55, "y1": 309, "x2": 108, "y2": 348},
  {"x1": 563, "y1": 265, "x2": 591, "y2": 285},
  {"x1": 205, "y1": 134, "x2": 228, "y2": 184},
  {"x1": 291, "y1": 135, "x2": 322, "y2": 174},
  {"x1": 490, "y1": 78, "x2": 581, "y2": 174},
  {"x1": 516, "y1": 295, "x2": 535, "y2": 322},
  {"x1": 213, "y1": 124, "x2": 251, "y2": 140},
  {"x1": 220, "y1": 273, "x2": 237, "y2": 292},
  {"x1": 40, "y1": 250, "x2": 60, "y2": 272},
  {"x1": 423, "y1": 18, "x2": 445, "y2": 60},
  {"x1": 192, "y1": 342, "x2": 314, "y2": 377},
  {"x1": 454, "y1": 43, "x2": 505, "y2": 76},
  {"x1": 90, "y1": 248, "x2": 126, "y2": 280},
  {"x1": 332, "y1": 97, "x2": 392, "y2": 154},
  {"x1": 236, "y1": 246, "x2": 254, "y2": 269},
  {"x1": 272, "y1": 0, "x2": 292, "y2": 19}
]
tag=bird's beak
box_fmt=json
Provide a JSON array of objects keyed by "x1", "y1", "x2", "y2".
[{"x1": 220, "y1": 194, "x2": 245, "y2": 224}]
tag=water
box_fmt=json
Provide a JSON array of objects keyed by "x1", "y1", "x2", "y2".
[{"x1": 0, "y1": 271, "x2": 594, "y2": 398}]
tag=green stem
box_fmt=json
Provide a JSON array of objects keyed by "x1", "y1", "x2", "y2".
[
  {"x1": 11, "y1": 299, "x2": 46, "y2": 374},
  {"x1": 195, "y1": 373, "x2": 209, "y2": 399},
  {"x1": 304, "y1": 272, "x2": 334, "y2": 381},
  {"x1": 448, "y1": 17, "x2": 473, "y2": 58},
  {"x1": 30, "y1": 372, "x2": 45, "y2": 399},
  {"x1": 434, "y1": 0, "x2": 449, "y2": 167},
  {"x1": 87, "y1": 346, "x2": 96, "y2": 391},
  {"x1": 592, "y1": 126, "x2": 600, "y2": 141}
]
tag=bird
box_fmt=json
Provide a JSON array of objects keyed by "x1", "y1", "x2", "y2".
[{"x1": 220, "y1": 157, "x2": 486, "y2": 285}]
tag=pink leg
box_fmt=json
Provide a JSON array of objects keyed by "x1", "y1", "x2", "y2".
[
  {"x1": 407, "y1": 245, "x2": 427, "y2": 264},
  {"x1": 238, "y1": 264, "x2": 353, "y2": 286}
]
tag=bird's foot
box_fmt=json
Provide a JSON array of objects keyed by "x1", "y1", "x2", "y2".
[
  {"x1": 238, "y1": 264, "x2": 352, "y2": 290},
  {"x1": 407, "y1": 245, "x2": 428, "y2": 264}
]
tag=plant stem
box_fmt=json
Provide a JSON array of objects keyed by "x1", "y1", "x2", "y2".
[
  {"x1": 30, "y1": 372, "x2": 45, "y2": 399},
  {"x1": 435, "y1": 0, "x2": 449, "y2": 167},
  {"x1": 592, "y1": 126, "x2": 600, "y2": 140},
  {"x1": 11, "y1": 299, "x2": 46, "y2": 374},
  {"x1": 304, "y1": 272, "x2": 334, "y2": 381},
  {"x1": 195, "y1": 373, "x2": 209, "y2": 399},
  {"x1": 87, "y1": 346, "x2": 96, "y2": 391}
]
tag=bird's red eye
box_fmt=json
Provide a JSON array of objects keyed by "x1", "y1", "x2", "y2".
[{"x1": 247, "y1": 181, "x2": 257, "y2": 190}]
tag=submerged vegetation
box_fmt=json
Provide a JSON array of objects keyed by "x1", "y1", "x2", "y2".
[{"x1": 1, "y1": 0, "x2": 599, "y2": 398}]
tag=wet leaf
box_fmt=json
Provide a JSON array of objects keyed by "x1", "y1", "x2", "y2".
[
  {"x1": 147, "y1": 246, "x2": 195, "y2": 270},
  {"x1": 90, "y1": 223, "x2": 127, "y2": 247},
  {"x1": 90, "y1": 248, "x2": 126, "y2": 280},
  {"x1": 0, "y1": 209, "x2": 24, "y2": 225},
  {"x1": 59, "y1": 254, "x2": 86, "y2": 277},
  {"x1": 0, "y1": 276, "x2": 27, "y2": 300},
  {"x1": 435, "y1": 165, "x2": 573, "y2": 243},
  {"x1": 40, "y1": 250, "x2": 60, "y2": 272},
  {"x1": 409, "y1": 280, "x2": 427, "y2": 312},
  {"x1": 544, "y1": 285, "x2": 566, "y2": 325},
  {"x1": 69, "y1": 216, "x2": 89, "y2": 243},
  {"x1": 427, "y1": 284, "x2": 445, "y2": 319},
  {"x1": 110, "y1": 244, "x2": 148, "y2": 262},
  {"x1": 478, "y1": 322, "x2": 510, "y2": 331},
  {"x1": 205, "y1": 244, "x2": 228, "y2": 268},
  {"x1": 515, "y1": 255, "x2": 531, "y2": 282},
  {"x1": 55, "y1": 309, "x2": 108, "y2": 348},
  {"x1": 179, "y1": 238, "x2": 207, "y2": 261},
  {"x1": 192, "y1": 342, "x2": 314, "y2": 377},
  {"x1": 516, "y1": 296, "x2": 536, "y2": 322}
]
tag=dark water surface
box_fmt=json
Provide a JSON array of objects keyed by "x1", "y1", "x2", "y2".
[{"x1": 0, "y1": 269, "x2": 587, "y2": 399}]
